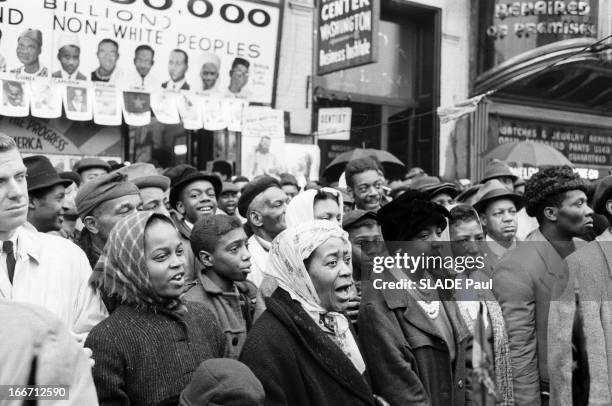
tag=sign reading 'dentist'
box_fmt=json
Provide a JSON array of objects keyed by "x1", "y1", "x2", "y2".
[
  {"x1": 316, "y1": 0, "x2": 379, "y2": 75},
  {"x1": 317, "y1": 107, "x2": 351, "y2": 140}
]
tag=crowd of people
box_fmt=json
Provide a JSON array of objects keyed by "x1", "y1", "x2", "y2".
[{"x1": 2, "y1": 130, "x2": 612, "y2": 405}]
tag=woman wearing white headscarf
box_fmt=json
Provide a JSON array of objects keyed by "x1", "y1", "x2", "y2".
[
  {"x1": 285, "y1": 187, "x2": 343, "y2": 227},
  {"x1": 240, "y1": 220, "x2": 383, "y2": 406}
]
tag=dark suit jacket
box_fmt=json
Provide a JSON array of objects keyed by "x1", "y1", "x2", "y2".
[
  {"x1": 52, "y1": 70, "x2": 86, "y2": 80},
  {"x1": 359, "y1": 267, "x2": 470, "y2": 406},
  {"x1": 492, "y1": 229, "x2": 582, "y2": 406},
  {"x1": 162, "y1": 81, "x2": 190, "y2": 90}
]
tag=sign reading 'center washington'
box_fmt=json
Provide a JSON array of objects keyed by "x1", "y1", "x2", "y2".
[{"x1": 316, "y1": 0, "x2": 379, "y2": 75}]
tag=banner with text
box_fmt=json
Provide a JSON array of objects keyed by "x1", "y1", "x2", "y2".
[
  {"x1": 0, "y1": 0, "x2": 280, "y2": 104},
  {"x1": 316, "y1": 0, "x2": 378, "y2": 75}
]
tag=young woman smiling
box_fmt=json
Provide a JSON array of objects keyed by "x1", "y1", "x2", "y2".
[{"x1": 85, "y1": 212, "x2": 225, "y2": 406}]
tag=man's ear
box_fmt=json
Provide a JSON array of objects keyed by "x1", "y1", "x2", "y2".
[
  {"x1": 176, "y1": 200, "x2": 185, "y2": 216},
  {"x1": 198, "y1": 250, "x2": 214, "y2": 268},
  {"x1": 606, "y1": 200, "x2": 612, "y2": 218},
  {"x1": 543, "y1": 206, "x2": 558, "y2": 222},
  {"x1": 28, "y1": 196, "x2": 36, "y2": 210},
  {"x1": 249, "y1": 210, "x2": 263, "y2": 228},
  {"x1": 480, "y1": 214, "x2": 488, "y2": 228},
  {"x1": 346, "y1": 185, "x2": 354, "y2": 198},
  {"x1": 83, "y1": 216, "x2": 99, "y2": 235}
]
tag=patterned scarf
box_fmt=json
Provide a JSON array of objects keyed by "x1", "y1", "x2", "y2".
[
  {"x1": 265, "y1": 220, "x2": 365, "y2": 373},
  {"x1": 89, "y1": 211, "x2": 187, "y2": 315}
]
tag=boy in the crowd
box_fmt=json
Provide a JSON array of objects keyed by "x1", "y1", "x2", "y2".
[{"x1": 185, "y1": 214, "x2": 260, "y2": 359}]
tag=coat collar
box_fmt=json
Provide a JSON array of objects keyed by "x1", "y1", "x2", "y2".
[
  {"x1": 266, "y1": 289, "x2": 374, "y2": 404},
  {"x1": 14, "y1": 223, "x2": 41, "y2": 264},
  {"x1": 596, "y1": 229, "x2": 612, "y2": 278},
  {"x1": 527, "y1": 229, "x2": 567, "y2": 277},
  {"x1": 376, "y1": 267, "x2": 470, "y2": 346}
]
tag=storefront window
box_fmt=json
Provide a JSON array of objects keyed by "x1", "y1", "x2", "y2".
[{"x1": 127, "y1": 118, "x2": 188, "y2": 169}]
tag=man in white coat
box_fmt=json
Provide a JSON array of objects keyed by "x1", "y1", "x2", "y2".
[{"x1": 0, "y1": 133, "x2": 107, "y2": 342}]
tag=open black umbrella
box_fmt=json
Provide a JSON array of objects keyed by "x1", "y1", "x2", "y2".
[{"x1": 323, "y1": 148, "x2": 406, "y2": 181}]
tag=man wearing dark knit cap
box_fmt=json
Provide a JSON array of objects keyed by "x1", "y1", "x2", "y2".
[
  {"x1": 75, "y1": 172, "x2": 141, "y2": 268},
  {"x1": 237, "y1": 175, "x2": 287, "y2": 287},
  {"x1": 492, "y1": 166, "x2": 593, "y2": 406}
]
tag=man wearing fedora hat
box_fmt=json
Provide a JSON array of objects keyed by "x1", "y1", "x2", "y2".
[
  {"x1": 480, "y1": 160, "x2": 518, "y2": 191},
  {"x1": 24, "y1": 155, "x2": 72, "y2": 233},
  {"x1": 473, "y1": 179, "x2": 524, "y2": 265},
  {"x1": 116, "y1": 162, "x2": 170, "y2": 217},
  {"x1": 164, "y1": 165, "x2": 222, "y2": 282},
  {"x1": 0, "y1": 134, "x2": 106, "y2": 341}
]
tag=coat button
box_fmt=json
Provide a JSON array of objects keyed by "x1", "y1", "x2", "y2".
[
  {"x1": 232, "y1": 337, "x2": 239, "y2": 346},
  {"x1": 458, "y1": 379, "x2": 464, "y2": 389}
]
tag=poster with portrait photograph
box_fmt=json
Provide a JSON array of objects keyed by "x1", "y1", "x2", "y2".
[
  {"x1": 0, "y1": 77, "x2": 30, "y2": 117},
  {"x1": 63, "y1": 82, "x2": 92, "y2": 121},
  {"x1": 29, "y1": 78, "x2": 62, "y2": 119},
  {"x1": 150, "y1": 90, "x2": 180, "y2": 125},
  {"x1": 202, "y1": 97, "x2": 227, "y2": 131},
  {"x1": 93, "y1": 83, "x2": 122, "y2": 126},
  {"x1": 0, "y1": 0, "x2": 280, "y2": 106},
  {"x1": 279, "y1": 143, "x2": 321, "y2": 187},
  {"x1": 122, "y1": 91, "x2": 151, "y2": 126},
  {"x1": 176, "y1": 91, "x2": 202, "y2": 130},
  {"x1": 241, "y1": 134, "x2": 285, "y2": 180},
  {"x1": 225, "y1": 98, "x2": 248, "y2": 132}
]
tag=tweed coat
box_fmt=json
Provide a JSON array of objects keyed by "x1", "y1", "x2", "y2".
[
  {"x1": 85, "y1": 302, "x2": 225, "y2": 406},
  {"x1": 549, "y1": 230, "x2": 612, "y2": 405},
  {"x1": 492, "y1": 229, "x2": 583, "y2": 406}
]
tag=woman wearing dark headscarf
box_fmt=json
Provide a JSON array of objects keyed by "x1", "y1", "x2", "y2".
[
  {"x1": 358, "y1": 190, "x2": 470, "y2": 406},
  {"x1": 85, "y1": 212, "x2": 226, "y2": 406},
  {"x1": 239, "y1": 220, "x2": 381, "y2": 406}
]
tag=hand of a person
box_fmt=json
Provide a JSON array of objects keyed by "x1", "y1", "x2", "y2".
[{"x1": 83, "y1": 347, "x2": 95, "y2": 368}]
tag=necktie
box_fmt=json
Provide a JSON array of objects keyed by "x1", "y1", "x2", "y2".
[{"x1": 3, "y1": 241, "x2": 15, "y2": 284}]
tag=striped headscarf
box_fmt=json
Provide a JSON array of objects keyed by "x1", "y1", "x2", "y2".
[{"x1": 89, "y1": 211, "x2": 186, "y2": 314}]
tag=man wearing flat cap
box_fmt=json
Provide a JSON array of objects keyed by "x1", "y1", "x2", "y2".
[
  {"x1": 164, "y1": 164, "x2": 222, "y2": 282},
  {"x1": 238, "y1": 175, "x2": 288, "y2": 287},
  {"x1": 11, "y1": 29, "x2": 47, "y2": 77},
  {"x1": 412, "y1": 175, "x2": 459, "y2": 210},
  {"x1": 24, "y1": 155, "x2": 72, "y2": 233},
  {"x1": 75, "y1": 172, "x2": 141, "y2": 269},
  {"x1": 342, "y1": 209, "x2": 384, "y2": 283},
  {"x1": 52, "y1": 34, "x2": 86, "y2": 80},
  {"x1": 0, "y1": 133, "x2": 106, "y2": 341},
  {"x1": 549, "y1": 174, "x2": 612, "y2": 405},
  {"x1": 199, "y1": 52, "x2": 221, "y2": 91},
  {"x1": 493, "y1": 166, "x2": 593, "y2": 406},
  {"x1": 473, "y1": 179, "x2": 523, "y2": 265},
  {"x1": 116, "y1": 162, "x2": 170, "y2": 217},
  {"x1": 73, "y1": 157, "x2": 111, "y2": 185}
]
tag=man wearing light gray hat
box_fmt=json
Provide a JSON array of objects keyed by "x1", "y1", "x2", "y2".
[
  {"x1": 52, "y1": 34, "x2": 86, "y2": 80},
  {"x1": 11, "y1": 29, "x2": 47, "y2": 76}
]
